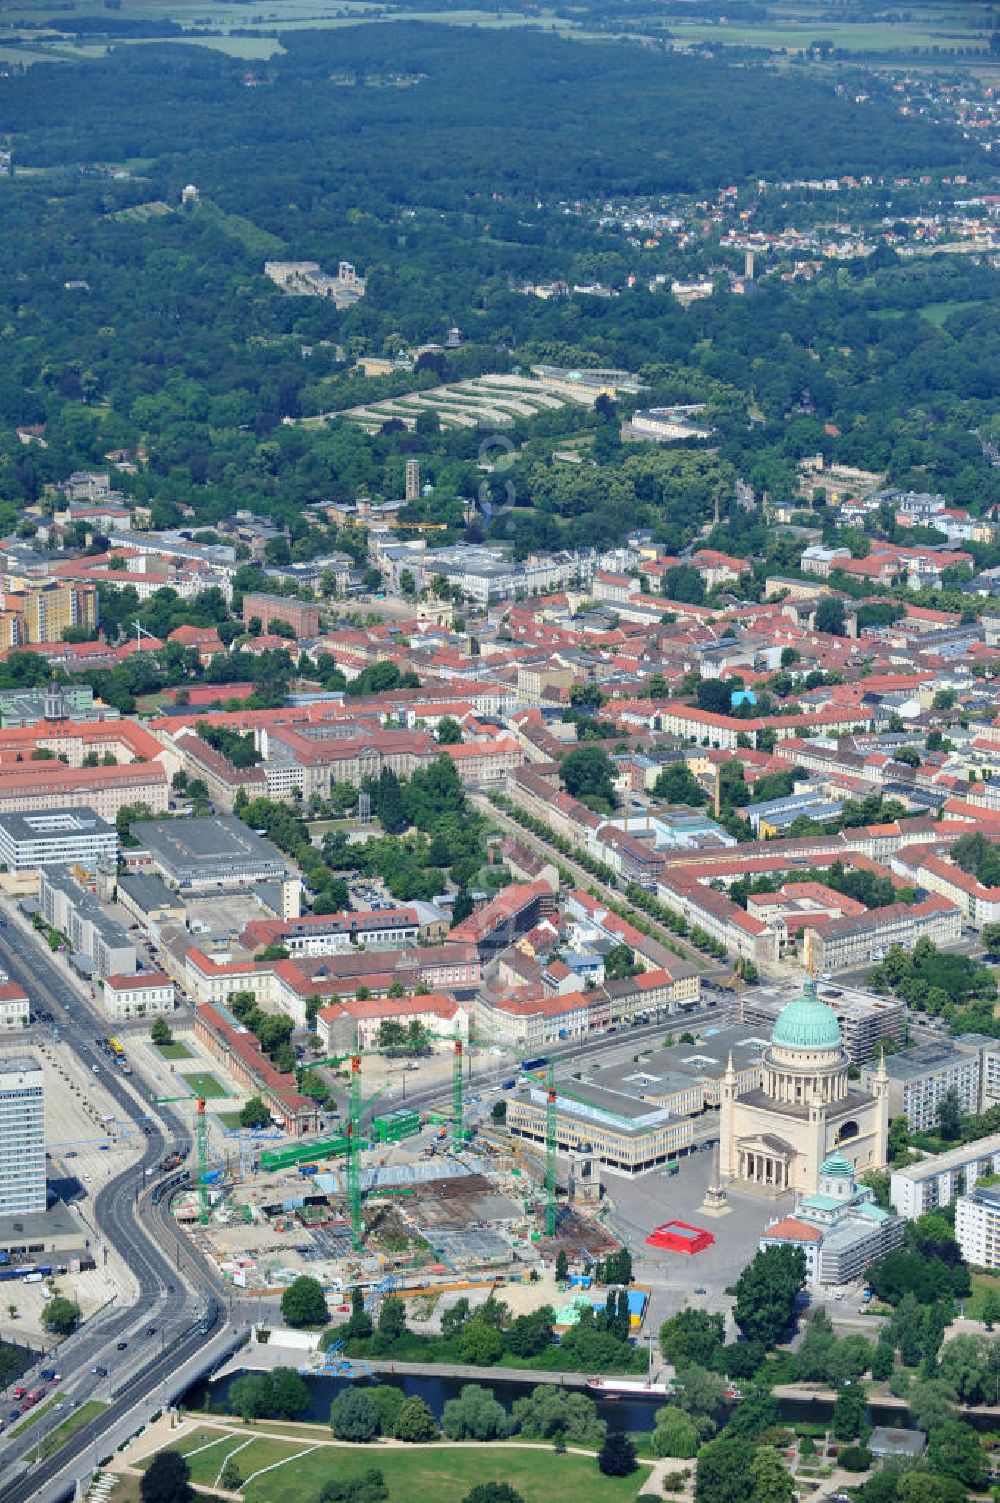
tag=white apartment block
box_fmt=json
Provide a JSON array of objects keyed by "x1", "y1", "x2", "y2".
[
  {"x1": 0, "y1": 807, "x2": 118, "y2": 873},
  {"x1": 0, "y1": 1055, "x2": 46, "y2": 1215},
  {"x1": 39, "y1": 866, "x2": 136, "y2": 979},
  {"x1": 890, "y1": 1133, "x2": 1000, "y2": 1218},
  {"x1": 956, "y1": 1185, "x2": 1000, "y2": 1269},
  {"x1": 861, "y1": 1036, "x2": 997, "y2": 1132}
]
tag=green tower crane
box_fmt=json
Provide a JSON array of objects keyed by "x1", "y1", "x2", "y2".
[
  {"x1": 545, "y1": 1066, "x2": 557, "y2": 1238},
  {"x1": 452, "y1": 1038, "x2": 464, "y2": 1152},
  {"x1": 196, "y1": 1096, "x2": 209, "y2": 1226},
  {"x1": 347, "y1": 1054, "x2": 363, "y2": 1250}
]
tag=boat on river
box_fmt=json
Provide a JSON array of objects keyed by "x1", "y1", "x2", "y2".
[{"x1": 585, "y1": 1376, "x2": 672, "y2": 1397}]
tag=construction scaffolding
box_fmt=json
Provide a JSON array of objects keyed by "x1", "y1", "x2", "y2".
[
  {"x1": 545, "y1": 1066, "x2": 557, "y2": 1237},
  {"x1": 452, "y1": 1038, "x2": 464, "y2": 1152}
]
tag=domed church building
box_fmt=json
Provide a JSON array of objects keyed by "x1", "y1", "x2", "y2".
[{"x1": 720, "y1": 979, "x2": 889, "y2": 1195}]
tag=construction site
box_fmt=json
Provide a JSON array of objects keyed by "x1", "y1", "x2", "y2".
[{"x1": 163, "y1": 1043, "x2": 622, "y2": 1299}]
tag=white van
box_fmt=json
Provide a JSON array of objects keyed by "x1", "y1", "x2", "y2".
[{"x1": 24, "y1": 1273, "x2": 43, "y2": 1284}]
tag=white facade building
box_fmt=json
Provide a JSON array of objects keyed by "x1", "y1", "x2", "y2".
[
  {"x1": 100, "y1": 973, "x2": 175, "y2": 1021},
  {"x1": 890, "y1": 1133, "x2": 1000, "y2": 1218},
  {"x1": 0, "y1": 982, "x2": 29, "y2": 1030},
  {"x1": 0, "y1": 1056, "x2": 46, "y2": 1216},
  {"x1": 956, "y1": 1184, "x2": 1000, "y2": 1269},
  {"x1": 0, "y1": 807, "x2": 117, "y2": 872}
]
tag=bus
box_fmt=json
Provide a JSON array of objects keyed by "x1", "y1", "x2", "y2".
[{"x1": 520, "y1": 1055, "x2": 549, "y2": 1075}]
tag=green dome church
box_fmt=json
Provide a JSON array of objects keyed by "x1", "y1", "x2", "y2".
[{"x1": 719, "y1": 978, "x2": 889, "y2": 1196}]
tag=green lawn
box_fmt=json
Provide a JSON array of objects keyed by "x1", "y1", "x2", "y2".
[
  {"x1": 179, "y1": 1435, "x2": 303, "y2": 1487},
  {"x1": 146, "y1": 1428, "x2": 651, "y2": 1503},
  {"x1": 244, "y1": 1442, "x2": 650, "y2": 1503},
  {"x1": 964, "y1": 1272, "x2": 1000, "y2": 1320},
  {"x1": 217, "y1": 1110, "x2": 246, "y2": 1130},
  {"x1": 157, "y1": 1041, "x2": 194, "y2": 1060},
  {"x1": 39, "y1": 1399, "x2": 107, "y2": 1460},
  {"x1": 180, "y1": 1071, "x2": 227, "y2": 1099},
  {"x1": 918, "y1": 299, "x2": 990, "y2": 328}
]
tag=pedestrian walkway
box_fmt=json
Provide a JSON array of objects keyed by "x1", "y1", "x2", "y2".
[{"x1": 86, "y1": 1473, "x2": 119, "y2": 1502}]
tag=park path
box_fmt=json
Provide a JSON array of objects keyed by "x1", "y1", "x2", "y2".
[{"x1": 115, "y1": 1410, "x2": 661, "y2": 1498}]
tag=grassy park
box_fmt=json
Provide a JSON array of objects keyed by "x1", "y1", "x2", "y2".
[{"x1": 136, "y1": 1421, "x2": 652, "y2": 1503}]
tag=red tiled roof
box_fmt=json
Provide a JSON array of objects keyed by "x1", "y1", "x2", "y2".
[{"x1": 764, "y1": 1218, "x2": 823, "y2": 1242}]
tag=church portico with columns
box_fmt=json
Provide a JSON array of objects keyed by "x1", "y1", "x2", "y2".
[
  {"x1": 721, "y1": 979, "x2": 889, "y2": 1196},
  {"x1": 736, "y1": 1134, "x2": 795, "y2": 1190}
]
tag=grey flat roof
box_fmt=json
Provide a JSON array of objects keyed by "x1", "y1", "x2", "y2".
[
  {"x1": 0, "y1": 1054, "x2": 41, "y2": 1076},
  {"x1": 0, "y1": 1203, "x2": 80, "y2": 1243},
  {"x1": 117, "y1": 871, "x2": 178, "y2": 912},
  {"x1": 594, "y1": 1025, "x2": 771, "y2": 1087},
  {"x1": 516, "y1": 1079, "x2": 673, "y2": 1134},
  {"x1": 0, "y1": 807, "x2": 112, "y2": 840},
  {"x1": 876, "y1": 1042, "x2": 972, "y2": 1082},
  {"x1": 131, "y1": 815, "x2": 290, "y2": 880},
  {"x1": 894, "y1": 1134, "x2": 1000, "y2": 1182}
]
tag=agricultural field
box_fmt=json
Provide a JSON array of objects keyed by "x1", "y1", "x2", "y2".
[
  {"x1": 0, "y1": 0, "x2": 577, "y2": 66},
  {"x1": 0, "y1": 0, "x2": 992, "y2": 68},
  {"x1": 662, "y1": 0, "x2": 995, "y2": 58}
]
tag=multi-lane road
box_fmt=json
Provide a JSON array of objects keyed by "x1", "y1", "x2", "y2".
[
  {"x1": 0, "y1": 916, "x2": 231, "y2": 1503},
  {"x1": 0, "y1": 898, "x2": 740, "y2": 1500}
]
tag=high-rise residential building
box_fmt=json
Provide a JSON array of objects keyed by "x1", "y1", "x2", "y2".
[
  {"x1": 0, "y1": 581, "x2": 99, "y2": 647},
  {"x1": 0, "y1": 1055, "x2": 46, "y2": 1216},
  {"x1": 405, "y1": 459, "x2": 420, "y2": 502},
  {"x1": 22, "y1": 581, "x2": 98, "y2": 644}
]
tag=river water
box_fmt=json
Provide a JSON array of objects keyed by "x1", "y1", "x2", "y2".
[{"x1": 192, "y1": 1370, "x2": 910, "y2": 1436}]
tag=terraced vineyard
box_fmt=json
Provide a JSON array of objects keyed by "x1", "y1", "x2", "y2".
[{"x1": 321, "y1": 374, "x2": 578, "y2": 433}]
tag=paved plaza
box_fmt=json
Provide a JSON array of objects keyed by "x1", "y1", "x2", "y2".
[{"x1": 603, "y1": 1146, "x2": 794, "y2": 1332}]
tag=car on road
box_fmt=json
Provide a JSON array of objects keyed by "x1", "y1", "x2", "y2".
[
  {"x1": 145, "y1": 1327, "x2": 156, "y2": 1336},
  {"x1": 91, "y1": 1366, "x2": 107, "y2": 1377},
  {"x1": 694, "y1": 1287, "x2": 707, "y2": 1294},
  {"x1": 116, "y1": 1341, "x2": 128, "y2": 1350}
]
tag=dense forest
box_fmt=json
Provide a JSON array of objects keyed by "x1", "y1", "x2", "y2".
[
  {"x1": 0, "y1": 25, "x2": 995, "y2": 555},
  {"x1": 1, "y1": 27, "x2": 974, "y2": 190}
]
